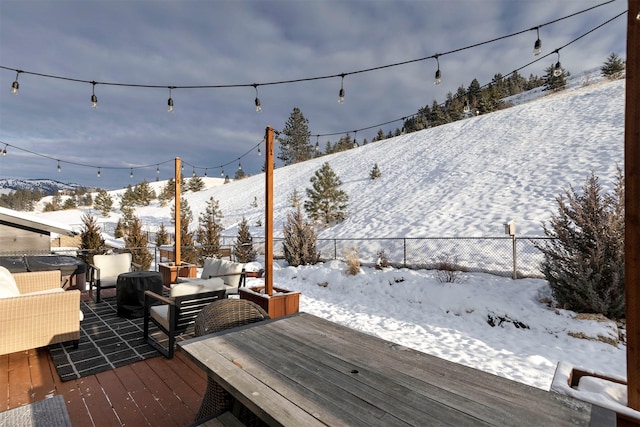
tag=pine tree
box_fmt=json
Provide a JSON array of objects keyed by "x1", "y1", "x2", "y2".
[
  {"x1": 535, "y1": 169, "x2": 625, "y2": 318},
  {"x1": 171, "y1": 197, "x2": 197, "y2": 264},
  {"x1": 304, "y1": 162, "x2": 349, "y2": 225},
  {"x1": 124, "y1": 215, "x2": 153, "y2": 270},
  {"x1": 234, "y1": 216, "x2": 257, "y2": 263},
  {"x1": 94, "y1": 189, "x2": 113, "y2": 216},
  {"x1": 134, "y1": 180, "x2": 155, "y2": 205},
  {"x1": 62, "y1": 197, "x2": 77, "y2": 210},
  {"x1": 114, "y1": 217, "x2": 126, "y2": 239},
  {"x1": 600, "y1": 52, "x2": 625, "y2": 80},
  {"x1": 283, "y1": 205, "x2": 319, "y2": 266},
  {"x1": 159, "y1": 178, "x2": 175, "y2": 206},
  {"x1": 188, "y1": 174, "x2": 205, "y2": 192},
  {"x1": 370, "y1": 163, "x2": 381, "y2": 180},
  {"x1": 196, "y1": 197, "x2": 224, "y2": 261},
  {"x1": 277, "y1": 107, "x2": 313, "y2": 165},
  {"x1": 78, "y1": 213, "x2": 105, "y2": 264},
  {"x1": 543, "y1": 63, "x2": 569, "y2": 92},
  {"x1": 155, "y1": 222, "x2": 170, "y2": 247}
]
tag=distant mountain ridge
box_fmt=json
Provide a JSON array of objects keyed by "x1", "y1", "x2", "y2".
[{"x1": 0, "y1": 178, "x2": 83, "y2": 195}]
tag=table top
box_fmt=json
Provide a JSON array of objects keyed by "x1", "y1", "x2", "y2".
[
  {"x1": 118, "y1": 270, "x2": 162, "y2": 279},
  {"x1": 179, "y1": 312, "x2": 604, "y2": 427}
]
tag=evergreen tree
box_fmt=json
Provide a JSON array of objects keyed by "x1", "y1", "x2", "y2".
[
  {"x1": 114, "y1": 217, "x2": 126, "y2": 239},
  {"x1": 159, "y1": 178, "x2": 175, "y2": 206},
  {"x1": 62, "y1": 197, "x2": 77, "y2": 210},
  {"x1": 78, "y1": 213, "x2": 105, "y2": 264},
  {"x1": 233, "y1": 216, "x2": 257, "y2": 263},
  {"x1": 283, "y1": 205, "x2": 320, "y2": 267},
  {"x1": 196, "y1": 196, "x2": 224, "y2": 261},
  {"x1": 600, "y1": 52, "x2": 625, "y2": 79},
  {"x1": 277, "y1": 107, "x2": 313, "y2": 165},
  {"x1": 134, "y1": 180, "x2": 155, "y2": 205},
  {"x1": 124, "y1": 215, "x2": 153, "y2": 270},
  {"x1": 370, "y1": 163, "x2": 381, "y2": 180},
  {"x1": 155, "y1": 222, "x2": 170, "y2": 247},
  {"x1": 94, "y1": 189, "x2": 113, "y2": 216},
  {"x1": 171, "y1": 197, "x2": 197, "y2": 264},
  {"x1": 535, "y1": 169, "x2": 625, "y2": 318},
  {"x1": 304, "y1": 162, "x2": 349, "y2": 225},
  {"x1": 543, "y1": 63, "x2": 569, "y2": 92},
  {"x1": 234, "y1": 168, "x2": 246, "y2": 180},
  {"x1": 188, "y1": 174, "x2": 205, "y2": 192}
]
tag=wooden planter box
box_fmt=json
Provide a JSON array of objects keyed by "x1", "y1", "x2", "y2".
[
  {"x1": 239, "y1": 286, "x2": 300, "y2": 319},
  {"x1": 158, "y1": 262, "x2": 197, "y2": 286}
]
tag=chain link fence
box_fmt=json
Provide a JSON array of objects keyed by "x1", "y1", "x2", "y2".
[{"x1": 3, "y1": 234, "x2": 552, "y2": 279}]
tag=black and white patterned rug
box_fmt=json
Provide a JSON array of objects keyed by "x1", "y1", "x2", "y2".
[{"x1": 49, "y1": 298, "x2": 167, "y2": 381}]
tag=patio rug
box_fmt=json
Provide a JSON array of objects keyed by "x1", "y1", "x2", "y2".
[{"x1": 48, "y1": 297, "x2": 178, "y2": 381}]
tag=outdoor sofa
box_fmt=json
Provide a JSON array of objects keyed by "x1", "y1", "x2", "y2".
[{"x1": 0, "y1": 267, "x2": 81, "y2": 356}]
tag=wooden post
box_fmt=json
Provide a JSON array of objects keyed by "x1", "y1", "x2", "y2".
[
  {"x1": 626, "y1": 0, "x2": 640, "y2": 412},
  {"x1": 175, "y1": 157, "x2": 181, "y2": 266},
  {"x1": 265, "y1": 126, "x2": 274, "y2": 296}
]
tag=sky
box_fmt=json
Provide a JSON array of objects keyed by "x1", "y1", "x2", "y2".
[
  {"x1": 31, "y1": 75, "x2": 631, "y2": 415},
  {"x1": 0, "y1": 0, "x2": 628, "y2": 190}
]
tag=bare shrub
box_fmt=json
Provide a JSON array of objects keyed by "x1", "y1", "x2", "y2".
[
  {"x1": 344, "y1": 246, "x2": 361, "y2": 276},
  {"x1": 376, "y1": 249, "x2": 390, "y2": 270},
  {"x1": 434, "y1": 253, "x2": 465, "y2": 284}
]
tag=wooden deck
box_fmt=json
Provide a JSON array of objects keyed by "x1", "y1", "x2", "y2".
[{"x1": 0, "y1": 346, "x2": 207, "y2": 426}]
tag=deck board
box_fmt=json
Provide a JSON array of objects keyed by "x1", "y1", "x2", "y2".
[{"x1": 1, "y1": 343, "x2": 207, "y2": 426}]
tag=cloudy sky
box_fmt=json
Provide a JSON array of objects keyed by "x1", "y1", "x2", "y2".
[{"x1": 0, "y1": 0, "x2": 628, "y2": 190}]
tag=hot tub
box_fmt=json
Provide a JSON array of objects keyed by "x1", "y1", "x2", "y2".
[{"x1": 0, "y1": 255, "x2": 87, "y2": 290}]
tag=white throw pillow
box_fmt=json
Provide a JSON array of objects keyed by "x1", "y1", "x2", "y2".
[
  {"x1": 0, "y1": 266, "x2": 20, "y2": 298},
  {"x1": 170, "y1": 279, "x2": 226, "y2": 297},
  {"x1": 201, "y1": 258, "x2": 222, "y2": 279},
  {"x1": 217, "y1": 260, "x2": 244, "y2": 288}
]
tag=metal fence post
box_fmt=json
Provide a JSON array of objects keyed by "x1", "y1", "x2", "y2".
[{"x1": 512, "y1": 235, "x2": 517, "y2": 280}]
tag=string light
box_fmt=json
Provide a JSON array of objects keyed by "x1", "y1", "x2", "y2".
[
  {"x1": 221, "y1": 168, "x2": 225, "y2": 177},
  {"x1": 156, "y1": 164, "x2": 160, "y2": 174},
  {"x1": 167, "y1": 87, "x2": 174, "y2": 112},
  {"x1": 97, "y1": 167, "x2": 101, "y2": 177},
  {"x1": 129, "y1": 168, "x2": 133, "y2": 178},
  {"x1": 204, "y1": 168, "x2": 208, "y2": 177},
  {"x1": 338, "y1": 74, "x2": 345, "y2": 104},
  {"x1": 90, "y1": 81, "x2": 98, "y2": 108},
  {"x1": 57, "y1": 161, "x2": 61, "y2": 172},
  {"x1": 253, "y1": 84, "x2": 262, "y2": 112},
  {"x1": 238, "y1": 162, "x2": 242, "y2": 171},
  {"x1": 553, "y1": 50, "x2": 563, "y2": 77},
  {"x1": 533, "y1": 27, "x2": 542, "y2": 56},
  {"x1": 257, "y1": 146, "x2": 261, "y2": 156},
  {"x1": 11, "y1": 70, "x2": 21, "y2": 94},
  {"x1": 434, "y1": 55, "x2": 442, "y2": 85},
  {"x1": 192, "y1": 167, "x2": 196, "y2": 177},
  {"x1": 463, "y1": 99, "x2": 471, "y2": 113},
  {"x1": 2, "y1": 144, "x2": 7, "y2": 156}
]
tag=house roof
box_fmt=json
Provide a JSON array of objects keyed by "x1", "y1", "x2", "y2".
[{"x1": 0, "y1": 206, "x2": 76, "y2": 236}]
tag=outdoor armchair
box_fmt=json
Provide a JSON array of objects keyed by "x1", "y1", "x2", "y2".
[
  {"x1": 143, "y1": 283, "x2": 226, "y2": 358},
  {"x1": 88, "y1": 253, "x2": 136, "y2": 302},
  {"x1": 0, "y1": 267, "x2": 81, "y2": 356}
]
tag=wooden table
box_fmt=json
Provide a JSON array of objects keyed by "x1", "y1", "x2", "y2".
[{"x1": 179, "y1": 312, "x2": 611, "y2": 426}]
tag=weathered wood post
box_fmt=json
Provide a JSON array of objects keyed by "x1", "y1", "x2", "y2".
[
  {"x1": 265, "y1": 126, "x2": 274, "y2": 296},
  {"x1": 175, "y1": 157, "x2": 181, "y2": 266}
]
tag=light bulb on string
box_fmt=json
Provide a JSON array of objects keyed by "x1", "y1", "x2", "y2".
[
  {"x1": 130, "y1": 168, "x2": 134, "y2": 179},
  {"x1": 238, "y1": 162, "x2": 242, "y2": 171},
  {"x1": 533, "y1": 27, "x2": 542, "y2": 56},
  {"x1": 553, "y1": 50, "x2": 563, "y2": 77},
  {"x1": 338, "y1": 74, "x2": 345, "y2": 104},
  {"x1": 433, "y1": 55, "x2": 442, "y2": 85},
  {"x1": 463, "y1": 99, "x2": 471, "y2": 113},
  {"x1": 97, "y1": 168, "x2": 101, "y2": 178},
  {"x1": 167, "y1": 87, "x2": 174, "y2": 112},
  {"x1": 57, "y1": 161, "x2": 61, "y2": 172},
  {"x1": 11, "y1": 71, "x2": 21, "y2": 94},
  {"x1": 221, "y1": 169, "x2": 224, "y2": 177},
  {"x1": 2, "y1": 144, "x2": 7, "y2": 156},
  {"x1": 156, "y1": 165, "x2": 160, "y2": 174},
  {"x1": 90, "y1": 82, "x2": 98, "y2": 108},
  {"x1": 253, "y1": 84, "x2": 262, "y2": 112},
  {"x1": 315, "y1": 136, "x2": 320, "y2": 152},
  {"x1": 192, "y1": 167, "x2": 196, "y2": 177},
  {"x1": 353, "y1": 131, "x2": 358, "y2": 148},
  {"x1": 204, "y1": 169, "x2": 208, "y2": 177}
]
